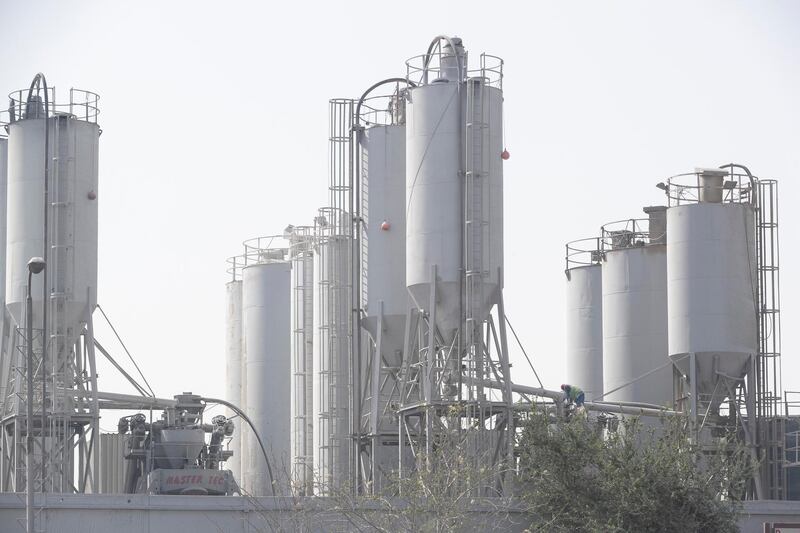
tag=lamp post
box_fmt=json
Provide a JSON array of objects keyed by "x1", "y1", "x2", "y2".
[{"x1": 26, "y1": 257, "x2": 45, "y2": 533}]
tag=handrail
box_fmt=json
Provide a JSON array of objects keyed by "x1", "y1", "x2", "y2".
[
  {"x1": 600, "y1": 217, "x2": 665, "y2": 250},
  {"x1": 662, "y1": 167, "x2": 757, "y2": 207},
  {"x1": 564, "y1": 236, "x2": 603, "y2": 269}
]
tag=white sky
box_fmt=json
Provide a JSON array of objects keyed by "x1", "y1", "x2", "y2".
[{"x1": 1, "y1": 1, "x2": 798, "y2": 419}]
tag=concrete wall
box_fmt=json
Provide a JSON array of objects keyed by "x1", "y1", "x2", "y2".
[
  {"x1": 0, "y1": 494, "x2": 533, "y2": 533},
  {"x1": 1, "y1": 494, "x2": 798, "y2": 532}
]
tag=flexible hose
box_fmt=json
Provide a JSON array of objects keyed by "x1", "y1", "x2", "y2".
[{"x1": 200, "y1": 397, "x2": 276, "y2": 497}]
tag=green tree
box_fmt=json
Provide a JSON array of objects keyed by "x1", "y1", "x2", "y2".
[{"x1": 517, "y1": 409, "x2": 754, "y2": 533}]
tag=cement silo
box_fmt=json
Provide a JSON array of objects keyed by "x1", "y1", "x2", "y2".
[
  {"x1": 601, "y1": 207, "x2": 672, "y2": 407},
  {"x1": 0, "y1": 137, "x2": 7, "y2": 307},
  {"x1": 6, "y1": 91, "x2": 99, "y2": 337},
  {"x1": 564, "y1": 238, "x2": 603, "y2": 401},
  {"x1": 358, "y1": 90, "x2": 408, "y2": 489},
  {"x1": 405, "y1": 38, "x2": 504, "y2": 339},
  {"x1": 224, "y1": 257, "x2": 244, "y2": 485},
  {"x1": 288, "y1": 226, "x2": 314, "y2": 495},
  {"x1": 242, "y1": 244, "x2": 291, "y2": 496},
  {"x1": 313, "y1": 208, "x2": 352, "y2": 494},
  {"x1": 666, "y1": 168, "x2": 757, "y2": 422}
]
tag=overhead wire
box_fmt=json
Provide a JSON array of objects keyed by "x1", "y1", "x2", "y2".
[{"x1": 96, "y1": 305, "x2": 155, "y2": 397}]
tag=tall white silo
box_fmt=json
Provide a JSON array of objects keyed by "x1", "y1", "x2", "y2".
[
  {"x1": 312, "y1": 209, "x2": 351, "y2": 494},
  {"x1": 288, "y1": 227, "x2": 314, "y2": 495},
  {"x1": 361, "y1": 120, "x2": 407, "y2": 488},
  {"x1": 667, "y1": 169, "x2": 757, "y2": 420},
  {"x1": 564, "y1": 239, "x2": 603, "y2": 401},
  {"x1": 601, "y1": 207, "x2": 672, "y2": 407},
  {"x1": 6, "y1": 108, "x2": 99, "y2": 338},
  {"x1": 0, "y1": 137, "x2": 7, "y2": 307},
  {"x1": 242, "y1": 259, "x2": 291, "y2": 496},
  {"x1": 224, "y1": 277, "x2": 244, "y2": 483},
  {"x1": 0, "y1": 138, "x2": 7, "y2": 409},
  {"x1": 405, "y1": 39, "x2": 504, "y2": 340}
]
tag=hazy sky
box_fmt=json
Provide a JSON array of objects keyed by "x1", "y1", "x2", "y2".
[{"x1": 1, "y1": 1, "x2": 798, "y2": 426}]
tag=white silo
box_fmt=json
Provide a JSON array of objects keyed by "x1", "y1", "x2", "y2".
[
  {"x1": 242, "y1": 251, "x2": 291, "y2": 496},
  {"x1": 564, "y1": 238, "x2": 603, "y2": 401},
  {"x1": 666, "y1": 168, "x2": 757, "y2": 420},
  {"x1": 288, "y1": 226, "x2": 314, "y2": 495},
  {"x1": 312, "y1": 208, "x2": 351, "y2": 494},
  {"x1": 0, "y1": 137, "x2": 7, "y2": 307},
  {"x1": 224, "y1": 272, "x2": 244, "y2": 484},
  {"x1": 360, "y1": 113, "x2": 407, "y2": 488},
  {"x1": 6, "y1": 92, "x2": 99, "y2": 342},
  {"x1": 601, "y1": 208, "x2": 672, "y2": 407},
  {"x1": 405, "y1": 37, "x2": 504, "y2": 339}
]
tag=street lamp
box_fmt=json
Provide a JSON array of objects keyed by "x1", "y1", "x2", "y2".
[{"x1": 26, "y1": 257, "x2": 44, "y2": 533}]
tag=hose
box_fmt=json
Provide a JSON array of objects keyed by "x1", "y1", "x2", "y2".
[{"x1": 200, "y1": 397, "x2": 276, "y2": 497}]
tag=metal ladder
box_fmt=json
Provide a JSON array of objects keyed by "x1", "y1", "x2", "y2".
[
  {"x1": 464, "y1": 76, "x2": 489, "y2": 401},
  {"x1": 755, "y1": 179, "x2": 785, "y2": 499}
]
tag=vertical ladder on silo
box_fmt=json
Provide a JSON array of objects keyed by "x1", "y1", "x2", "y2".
[
  {"x1": 464, "y1": 76, "x2": 489, "y2": 403},
  {"x1": 754, "y1": 178, "x2": 785, "y2": 499}
]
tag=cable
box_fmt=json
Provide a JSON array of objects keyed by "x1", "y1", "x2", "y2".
[
  {"x1": 503, "y1": 314, "x2": 543, "y2": 388},
  {"x1": 200, "y1": 397, "x2": 276, "y2": 497},
  {"x1": 593, "y1": 360, "x2": 674, "y2": 401},
  {"x1": 96, "y1": 304, "x2": 155, "y2": 397}
]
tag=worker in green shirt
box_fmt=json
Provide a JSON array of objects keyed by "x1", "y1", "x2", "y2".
[{"x1": 560, "y1": 384, "x2": 585, "y2": 409}]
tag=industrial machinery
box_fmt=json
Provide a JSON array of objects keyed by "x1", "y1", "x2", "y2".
[{"x1": 118, "y1": 393, "x2": 236, "y2": 495}]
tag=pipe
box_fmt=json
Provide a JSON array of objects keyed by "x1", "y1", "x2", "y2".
[
  {"x1": 200, "y1": 397, "x2": 276, "y2": 497},
  {"x1": 63, "y1": 389, "x2": 177, "y2": 408},
  {"x1": 354, "y1": 77, "x2": 415, "y2": 127},
  {"x1": 422, "y1": 35, "x2": 463, "y2": 83},
  {"x1": 718, "y1": 163, "x2": 757, "y2": 206},
  {"x1": 469, "y1": 378, "x2": 680, "y2": 418}
]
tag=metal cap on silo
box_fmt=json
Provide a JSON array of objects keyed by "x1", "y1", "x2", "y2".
[
  {"x1": 643, "y1": 205, "x2": 667, "y2": 244},
  {"x1": 696, "y1": 167, "x2": 727, "y2": 203}
]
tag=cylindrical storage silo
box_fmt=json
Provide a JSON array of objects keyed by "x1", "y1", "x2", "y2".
[
  {"x1": 602, "y1": 226, "x2": 671, "y2": 407},
  {"x1": 565, "y1": 264, "x2": 603, "y2": 401},
  {"x1": 6, "y1": 111, "x2": 99, "y2": 343},
  {"x1": 289, "y1": 230, "x2": 314, "y2": 495},
  {"x1": 242, "y1": 261, "x2": 291, "y2": 496},
  {"x1": 405, "y1": 72, "x2": 504, "y2": 339},
  {"x1": 361, "y1": 123, "x2": 407, "y2": 486},
  {"x1": 312, "y1": 228, "x2": 351, "y2": 494},
  {"x1": 0, "y1": 137, "x2": 7, "y2": 307},
  {"x1": 405, "y1": 81, "x2": 461, "y2": 337},
  {"x1": 667, "y1": 196, "x2": 757, "y2": 410},
  {"x1": 224, "y1": 279, "x2": 243, "y2": 483}
]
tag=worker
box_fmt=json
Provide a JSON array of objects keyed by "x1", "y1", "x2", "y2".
[{"x1": 560, "y1": 384, "x2": 585, "y2": 414}]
